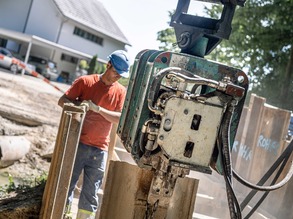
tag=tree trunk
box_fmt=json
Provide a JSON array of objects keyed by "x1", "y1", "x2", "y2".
[{"x1": 280, "y1": 45, "x2": 293, "y2": 109}]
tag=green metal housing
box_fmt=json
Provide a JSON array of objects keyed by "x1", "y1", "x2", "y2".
[{"x1": 118, "y1": 50, "x2": 248, "y2": 174}]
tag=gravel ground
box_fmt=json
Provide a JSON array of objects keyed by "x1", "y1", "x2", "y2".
[{"x1": 0, "y1": 69, "x2": 70, "y2": 186}]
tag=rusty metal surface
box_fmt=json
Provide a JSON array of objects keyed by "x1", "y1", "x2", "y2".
[{"x1": 99, "y1": 161, "x2": 198, "y2": 219}]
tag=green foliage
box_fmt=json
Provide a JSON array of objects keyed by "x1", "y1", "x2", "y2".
[
  {"x1": 157, "y1": 27, "x2": 179, "y2": 52},
  {"x1": 97, "y1": 63, "x2": 106, "y2": 74},
  {"x1": 79, "y1": 59, "x2": 88, "y2": 69},
  {"x1": 0, "y1": 172, "x2": 47, "y2": 199},
  {"x1": 207, "y1": 0, "x2": 293, "y2": 110},
  {"x1": 88, "y1": 55, "x2": 99, "y2": 75},
  {"x1": 156, "y1": 11, "x2": 180, "y2": 52},
  {"x1": 88, "y1": 55, "x2": 107, "y2": 75},
  {"x1": 118, "y1": 77, "x2": 129, "y2": 87},
  {"x1": 2, "y1": 174, "x2": 16, "y2": 194},
  {"x1": 118, "y1": 65, "x2": 134, "y2": 87}
]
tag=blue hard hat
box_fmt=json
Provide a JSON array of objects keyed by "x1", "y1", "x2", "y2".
[{"x1": 108, "y1": 50, "x2": 130, "y2": 78}]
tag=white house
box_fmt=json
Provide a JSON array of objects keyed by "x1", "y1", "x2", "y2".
[{"x1": 0, "y1": 0, "x2": 131, "y2": 80}]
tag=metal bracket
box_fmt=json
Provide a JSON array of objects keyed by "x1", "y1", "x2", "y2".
[{"x1": 170, "y1": 0, "x2": 246, "y2": 57}]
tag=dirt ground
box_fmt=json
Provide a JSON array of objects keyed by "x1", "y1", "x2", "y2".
[{"x1": 0, "y1": 69, "x2": 70, "y2": 188}]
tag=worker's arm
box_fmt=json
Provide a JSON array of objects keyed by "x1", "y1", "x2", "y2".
[
  {"x1": 58, "y1": 94, "x2": 81, "y2": 108},
  {"x1": 81, "y1": 100, "x2": 121, "y2": 124},
  {"x1": 58, "y1": 94, "x2": 85, "y2": 121}
]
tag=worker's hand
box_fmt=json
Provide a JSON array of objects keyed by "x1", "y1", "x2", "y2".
[
  {"x1": 80, "y1": 100, "x2": 89, "y2": 111},
  {"x1": 81, "y1": 100, "x2": 100, "y2": 113}
]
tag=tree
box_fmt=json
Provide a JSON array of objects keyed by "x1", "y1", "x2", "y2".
[
  {"x1": 88, "y1": 54, "x2": 99, "y2": 75},
  {"x1": 78, "y1": 59, "x2": 88, "y2": 70},
  {"x1": 157, "y1": 11, "x2": 180, "y2": 52},
  {"x1": 97, "y1": 62, "x2": 106, "y2": 74},
  {"x1": 156, "y1": 1, "x2": 293, "y2": 110},
  {"x1": 207, "y1": 0, "x2": 293, "y2": 110}
]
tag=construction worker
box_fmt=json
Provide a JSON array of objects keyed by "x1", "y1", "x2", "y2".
[{"x1": 58, "y1": 50, "x2": 130, "y2": 219}]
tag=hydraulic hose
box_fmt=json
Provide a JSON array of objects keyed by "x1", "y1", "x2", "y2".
[
  {"x1": 218, "y1": 101, "x2": 242, "y2": 219},
  {"x1": 242, "y1": 154, "x2": 291, "y2": 218},
  {"x1": 232, "y1": 150, "x2": 293, "y2": 192},
  {"x1": 148, "y1": 67, "x2": 196, "y2": 112},
  {"x1": 147, "y1": 67, "x2": 222, "y2": 113}
]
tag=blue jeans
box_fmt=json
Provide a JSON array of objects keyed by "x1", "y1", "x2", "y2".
[{"x1": 66, "y1": 142, "x2": 108, "y2": 213}]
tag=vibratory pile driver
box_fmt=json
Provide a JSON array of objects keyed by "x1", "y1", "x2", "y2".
[{"x1": 117, "y1": 0, "x2": 293, "y2": 218}]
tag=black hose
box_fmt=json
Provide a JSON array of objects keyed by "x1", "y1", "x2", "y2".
[
  {"x1": 233, "y1": 162, "x2": 293, "y2": 192},
  {"x1": 232, "y1": 140, "x2": 293, "y2": 192},
  {"x1": 218, "y1": 101, "x2": 242, "y2": 219},
  {"x1": 243, "y1": 155, "x2": 290, "y2": 218},
  {"x1": 219, "y1": 110, "x2": 293, "y2": 219},
  {"x1": 218, "y1": 136, "x2": 242, "y2": 219}
]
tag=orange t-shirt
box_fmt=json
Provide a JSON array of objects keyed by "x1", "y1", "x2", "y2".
[{"x1": 65, "y1": 74, "x2": 126, "y2": 151}]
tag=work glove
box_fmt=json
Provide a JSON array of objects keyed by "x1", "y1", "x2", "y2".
[{"x1": 81, "y1": 100, "x2": 100, "y2": 113}]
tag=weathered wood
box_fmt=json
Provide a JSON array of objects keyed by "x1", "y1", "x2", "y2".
[
  {"x1": 39, "y1": 104, "x2": 86, "y2": 219},
  {"x1": 98, "y1": 161, "x2": 198, "y2": 219}
]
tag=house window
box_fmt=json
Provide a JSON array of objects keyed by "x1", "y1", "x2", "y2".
[
  {"x1": 0, "y1": 38, "x2": 7, "y2": 47},
  {"x1": 73, "y1": 27, "x2": 103, "y2": 46},
  {"x1": 61, "y1": 53, "x2": 78, "y2": 64}
]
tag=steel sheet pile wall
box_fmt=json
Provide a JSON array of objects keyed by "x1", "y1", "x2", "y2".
[
  {"x1": 232, "y1": 93, "x2": 292, "y2": 218},
  {"x1": 99, "y1": 161, "x2": 198, "y2": 219}
]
